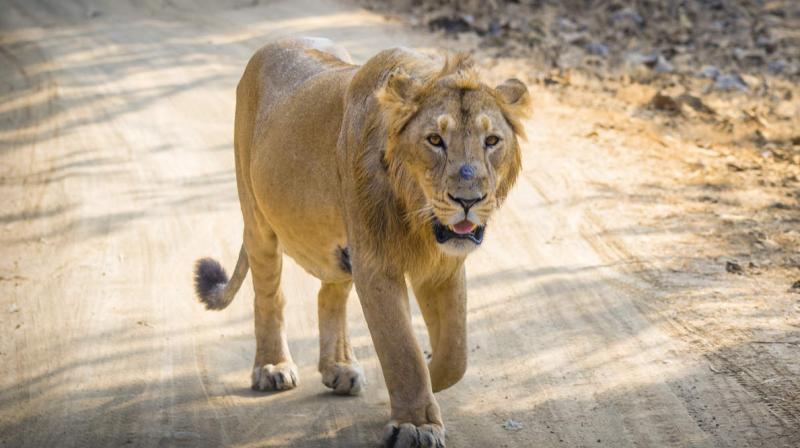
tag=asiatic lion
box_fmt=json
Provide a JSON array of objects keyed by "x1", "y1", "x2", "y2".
[{"x1": 193, "y1": 37, "x2": 529, "y2": 447}]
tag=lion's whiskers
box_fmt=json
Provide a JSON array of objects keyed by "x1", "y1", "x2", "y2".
[{"x1": 406, "y1": 203, "x2": 436, "y2": 225}]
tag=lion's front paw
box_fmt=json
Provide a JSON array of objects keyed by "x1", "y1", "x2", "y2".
[
  {"x1": 251, "y1": 362, "x2": 298, "y2": 391},
  {"x1": 321, "y1": 362, "x2": 365, "y2": 395},
  {"x1": 382, "y1": 421, "x2": 445, "y2": 448}
]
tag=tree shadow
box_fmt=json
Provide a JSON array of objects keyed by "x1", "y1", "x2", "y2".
[
  {"x1": 4, "y1": 257, "x2": 799, "y2": 446},
  {"x1": 3, "y1": 0, "x2": 799, "y2": 447}
]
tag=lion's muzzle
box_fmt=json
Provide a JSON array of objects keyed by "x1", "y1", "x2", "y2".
[{"x1": 432, "y1": 218, "x2": 486, "y2": 245}]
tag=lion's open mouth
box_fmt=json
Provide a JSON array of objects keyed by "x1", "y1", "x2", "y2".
[{"x1": 432, "y1": 218, "x2": 486, "y2": 244}]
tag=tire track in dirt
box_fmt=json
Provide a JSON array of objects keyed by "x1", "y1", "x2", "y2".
[
  {"x1": 580, "y1": 204, "x2": 800, "y2": 443},
  {"x1": 1, "y1": 0, "x2": 797, "y2": 447}
]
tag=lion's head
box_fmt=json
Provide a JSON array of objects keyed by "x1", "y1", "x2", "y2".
[{"x1": 378, "y1": 56, "x2": 530, "y2": 256}]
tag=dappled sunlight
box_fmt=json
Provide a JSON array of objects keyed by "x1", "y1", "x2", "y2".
[
  {"x1": 208, "y1": 11, "x2": 391, "y2": 47},
  {"x1": 2, "y1": 0, "x2": 798, "y2": 446}
]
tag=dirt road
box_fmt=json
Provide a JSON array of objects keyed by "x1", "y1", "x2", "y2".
[{"x1": 1, "y1": 0, "x2": 798, "y2": 447}]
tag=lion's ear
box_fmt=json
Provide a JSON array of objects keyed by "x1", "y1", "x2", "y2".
[
  {"x1": 494, "y1": 78, "x2": 531, "y2": 138},
  {"x1": 377, "y1": 68, "x2": 420, "y2": 137},
  {"x1": 496, "y1": 78, "x2": 530, "y2": 111},
  {"x1": 384, "y1": 68, "x2": 417, "y2": 101}
]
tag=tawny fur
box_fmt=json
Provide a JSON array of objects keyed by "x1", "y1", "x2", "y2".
[{"x1": 192, "y1": 37, "x2": 529, "y2": 447}]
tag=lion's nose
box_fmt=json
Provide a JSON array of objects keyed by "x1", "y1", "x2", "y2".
[
  {"x1": 459, "y1": 164, "x2": 475, "y2": 180},
  {"x1": 448, "y1": 193, "x2": 485, "y2": 211}
]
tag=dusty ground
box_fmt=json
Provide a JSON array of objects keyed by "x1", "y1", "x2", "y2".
[{"x1": 1, "y1": 0, "x2": 798, "y2": 447}]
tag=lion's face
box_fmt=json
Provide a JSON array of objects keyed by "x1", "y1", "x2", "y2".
[{"x1": 380, "y1": 63, "x2": 529, "y2": 257}]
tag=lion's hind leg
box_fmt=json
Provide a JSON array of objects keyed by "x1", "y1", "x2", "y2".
[
  {"x1": 317, "y1": 280, "x2": 366, "y2": 395},
  {"x1": 247, "y1": 227, "x2": 299, "y2": 391}
]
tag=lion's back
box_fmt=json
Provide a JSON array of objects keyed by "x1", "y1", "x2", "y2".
[
  {"x1": 233, "y1": 39, "x2": 359, "y2": 282},
  {"x1": 239, "y1": 38, "x2": 353, "y2": 111}
]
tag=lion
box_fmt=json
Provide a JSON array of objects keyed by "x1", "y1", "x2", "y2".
[{"x1": 193, "y1": 37, "x2": 529, "y2": 447}]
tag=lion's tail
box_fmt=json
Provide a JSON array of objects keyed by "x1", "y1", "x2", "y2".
[{"x1": 193, "y1": 244, "x2": 249, "y2": 310}]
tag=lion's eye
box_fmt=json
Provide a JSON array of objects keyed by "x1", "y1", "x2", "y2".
[
  {"x1": 484, "y1": 135, "x2": 501, "y2": 148},
  {"x1": 426, "y1": 134, "x2": 444, "y2": 148}
]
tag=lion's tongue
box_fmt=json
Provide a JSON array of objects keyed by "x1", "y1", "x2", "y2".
[{"x1": 451, "y1": 220, "x2": 477, "y2": 235}]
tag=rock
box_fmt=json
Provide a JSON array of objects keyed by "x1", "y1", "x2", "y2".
[
  {"x1": 611, "y1": 8, "x2": 644, "y2": 27},
  {"x1": 714, "y1": 74, "x2": 748, "y2": 91},
  {"x1": 502, "y1": 419, "x2": 523, "y2": 431},
  {"x1": 792, "y1": 280, "x2": 800, "y2": 292},
  {"x1": 768, "y1": 60, "x2": 787, "y2": 74},
  {"x1": 699, "y1": 65, "x2": 720, "y2": 79},
  {"x1": 648, "y1": 92, "x2": 716, "y2": 116},
  {"x1": 756, "y1": 35, "x2": 777, "y2": 53},
  {"x1": 764, "y1": 3, "x2": 787, "y2": 17},
  {"x1": 671, "y1": 52, "x2": 693, "y2": 68},
  {"x1": 740, "y1": 74, "x2": 760, "y2": 89},
  {"x1": 586, "y1": 42, "x2": 610, "y2": 57},
  {"x1": 733, "y1": 48, "x2": 765, "y2": 65},
  {"x1": 555, "y1": 17, "x2": 579, "y2": 32},
  {"x1": 726, "y1": 260, "x2": 743, "y2": 274},
  {"x1": 625, "y1": 51, "x2": 657, "y2": 67},
  {"x1": 654, "y1": 55, "x2": 674, "y2": 73},
  {"x1": 562, "y1": 32, "x2": 590, "y2": 46},
  {"x1": 541, "y1": 71, "x2": 570, "y2": 86},
  {"x1": 428, "y1": 15, "x2": 473, "y2": 34},
  {"x1": 487, "y1": 20, "x2": 502, "y2": 37},
  {"x1": 649, "y1": 92, "x2": 681, "y2": 113},
  {"x1": 679, "y1": 8, "x2": 692, "y2": 28},
  {"x1": 677, "y1": 94, "x2": 716, "y2": 115}
]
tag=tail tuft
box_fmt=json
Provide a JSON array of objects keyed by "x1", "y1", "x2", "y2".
[{"x1": 194, "y1": 258, "x2": 229, "y2": 310}]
